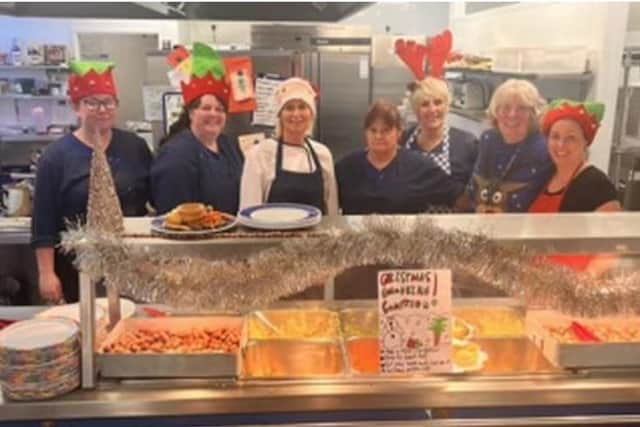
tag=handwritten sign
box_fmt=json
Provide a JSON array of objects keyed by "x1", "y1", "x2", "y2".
[
  {"x1": 251, "y1": 76, "x2": 282, "y2": 127},
  {"x1": 378, "y1": 269, "x2": 452, "y2": 374}
]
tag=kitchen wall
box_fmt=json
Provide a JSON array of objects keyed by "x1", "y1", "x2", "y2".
[
  {"x1": 449, "y1": 2, "x2": 629, "y2": 173},
  {"x1": 0, "y1": 16, "x2": 179, "y2": 53}
]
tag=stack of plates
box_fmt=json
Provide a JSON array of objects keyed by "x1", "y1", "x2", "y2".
[
  {"x1": 238, "y1": 203, "x2": 322, "y2": 230},
  {"x1": 0, "y1": 318, "x2": 80, "y2": 400}
]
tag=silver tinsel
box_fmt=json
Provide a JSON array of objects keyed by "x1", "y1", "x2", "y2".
[{"x1": 61, "y1": 217, "x2": 640, "y2": 317}]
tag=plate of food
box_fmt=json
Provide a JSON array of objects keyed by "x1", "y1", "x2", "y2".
[
  {"x1": 452, "y1": 317, "x2": 475, "y2": 346},
  {"x1": 452, "y1": 342, "x2": 488, "y2": 373},
  {"x1": 151, "y1": 203, "x2": 237, "y2": 238},
  {"x1": 238, "y1": 203, "x2": 321, "y2": 230}
]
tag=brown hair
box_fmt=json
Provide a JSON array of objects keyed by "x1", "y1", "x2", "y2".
[
  {"x1": 158, "y1": 97, "x2": 202, "y2": 147},
  {"x1": 364, "y1": 99, "x2": 403, "y2": 131}
]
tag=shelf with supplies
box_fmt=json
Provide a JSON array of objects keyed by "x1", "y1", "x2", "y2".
[
  {"x1": 445, "y1": 68, "x2": 595, "y2": 113},
  {"x1": 0, "y1": 64, "x2": 69, "y2": 71},
  {"x1": 445, "y1": 67, "x2": 594, "y2": 81},
  {"x1": 0, "y1": 94, "x2": 66, "y2": 101}
]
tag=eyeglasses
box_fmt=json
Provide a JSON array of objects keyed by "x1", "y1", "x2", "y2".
[
  {"x1": 496, "y1": 104, "x2": 530, "y2": 117},
  {"x1": 82, "y1": 98, "x2": 118, "y2": 112}
]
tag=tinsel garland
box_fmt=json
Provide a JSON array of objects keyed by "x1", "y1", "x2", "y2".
[{"x1": 61, "y1": 217, "x2": 640, "y2": 317}]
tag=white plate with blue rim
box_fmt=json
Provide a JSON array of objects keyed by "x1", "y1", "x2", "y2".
[{"x1": 238, "y1": 203, "x2": 322, "y2": 230}]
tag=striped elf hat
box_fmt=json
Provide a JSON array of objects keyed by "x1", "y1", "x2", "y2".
[
  {"x1": 67, "y1": 61, "x2": 117, "y2": 103},
  {"x1": 541, "y1": 99, "x2": 605, "y2": 145}
]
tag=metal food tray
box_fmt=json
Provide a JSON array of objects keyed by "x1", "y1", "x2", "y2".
[
  {"x1": 240, "y1": 309, "x2": 346, "y2": 379},
  {"x1": 526, "y1": 310, "x2": 640, "y2": 368},
  {"x1": 339, "y1": 308, "x2": 378, "y2": 339},
  {"x1": 97, "y1": 316, "x2": 242, "y2": 378}
]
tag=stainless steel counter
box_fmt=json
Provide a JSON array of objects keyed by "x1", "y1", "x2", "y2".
[
  {"x1": 1, "y1": 371, "x2": 640, "y2": 422},
  {"x1": 5, "y1": 212, "x2": 640, "y2": 252}
]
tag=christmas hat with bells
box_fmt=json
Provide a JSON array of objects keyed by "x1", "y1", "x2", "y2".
[
  {"x1": 173, "y1": 42, "x2": 230, "y2": 108},
  {"x1": 67, "y1": 61, "x2": 117, "y2": 103},
  {"x1": 541, "y1": 99, "x2": 605, "y2": 145}
]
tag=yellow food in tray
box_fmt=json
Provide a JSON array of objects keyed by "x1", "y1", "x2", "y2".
[
  {"x1": 248, "y1": 310, "x2": 340, "y2": 340},
  {"x1": 340, "y1": 309, "x2": 379, "y2": 338},
  {"x1": 452, "y1": 342, "x2": 481, "y2": 368},
  {"x1": 454, "y1": 307, "x2": 524, "y2": 338}
]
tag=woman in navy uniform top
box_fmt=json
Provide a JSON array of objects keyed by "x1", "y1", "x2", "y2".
[
  {"x1": 336, "y1": 100, "x2": 458, "y2": 214},
  {"x1": 151, "y1": 43, "x2": 243, "y2": 215},
  {"x1": 31, "y1": 61, "x2": 152, "y2": 303},
  {"x1": 239, "y1": 77, "x2": 338, "y2": 215},
  {"x1": 401, "y1": 77, "x2": 478, "y2": 212}
]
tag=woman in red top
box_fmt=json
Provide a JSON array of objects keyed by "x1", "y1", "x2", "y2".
[{"x1": 529, "y1": 99, "x2": 621, "y2": 275}]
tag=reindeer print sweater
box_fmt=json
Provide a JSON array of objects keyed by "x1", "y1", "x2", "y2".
[{"x1": 468, "y1": 129, "x2": 553, "y2": 213}]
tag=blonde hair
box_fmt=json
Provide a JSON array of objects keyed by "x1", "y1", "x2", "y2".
[
  {"x1": 487, "y1": 79, "x2": 546, "y2": 132},
  {"x1": 408, "y1": 77, "x2": 450, "y2": 113}
]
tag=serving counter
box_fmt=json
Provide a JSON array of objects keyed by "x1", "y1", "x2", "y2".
[{"x1": 2, "y1": 213, "x2": 640, "y2": 426}]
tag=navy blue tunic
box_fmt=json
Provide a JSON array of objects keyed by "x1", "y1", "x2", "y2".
[
  {"x1": 336, "y1": 148, "x2": 457, "y2": 214},
  {"x1": 151, "y1": 129, "x2": 243, "y2": 215},
  {"x1": 402, "y1": 126, "x2": 478, "y2": 197},
  {"x1": 31, "y1": 129, "x2": 152, "y2": 248}
]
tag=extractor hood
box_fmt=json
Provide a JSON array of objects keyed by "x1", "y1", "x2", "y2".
[{"x1": 2, "y1": 2, "x2": 372, "y2": 21}]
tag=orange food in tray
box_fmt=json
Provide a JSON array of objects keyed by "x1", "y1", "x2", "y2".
[
  {"x1": 164, "y1": 203, "x2": 229, "y2": 231},
  {"x1": 545, "y1": 320, "x2": 640, "y2": 344},
  {"x1": 102, "y1": 327, "x2": 240, "y2": 354},
  {"x1": 346, "y1": 338, "x2": 380, "y2": 374}
]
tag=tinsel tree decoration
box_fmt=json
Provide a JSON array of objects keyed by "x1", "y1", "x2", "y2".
[
  {"x1": 62, "y1": 216, "x2": 640, "y2": 318},
  {"x1": 86, "y1": 136, "x2": 124, "y2": 235}
]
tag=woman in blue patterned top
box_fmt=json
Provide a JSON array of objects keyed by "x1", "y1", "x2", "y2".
[
  {"x1": 468, "y1": 79, "x2": 553, "y2": 213},
  {"x1": 401, "y1": 77, "x2": 478, "y2": 212}
]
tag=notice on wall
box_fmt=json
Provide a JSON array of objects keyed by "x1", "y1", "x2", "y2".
[
  {"x1": 142, "y1": 85, "x2": 174, "y2": 121},
  {"x1": 378, "y1": 269, "x2": 452, "y2": 374},
  {"x1": 251, "y1": 76, "x2": 282, "y2": 127}
]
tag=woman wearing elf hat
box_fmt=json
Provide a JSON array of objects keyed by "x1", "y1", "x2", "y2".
[
  {"x1": 530, "y1": 99, "x2": 620, "y2": 214},
  {"x1": 31, "y1": 61, "x2": 152, "y2": 303},
  {"x1": 151, "y1": 43, "x2": 244, "y2": 215},
  {"x1": 529, "y1": 99, "x2": 620, "y2": 276},
  {"x1": 239, "y1": 77, "x2": 338, "y2": 215}
]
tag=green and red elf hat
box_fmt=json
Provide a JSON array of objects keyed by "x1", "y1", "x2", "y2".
[
  {"x1": 179, "y1": 42, "x2": 230, "y2": 107},
  {"x1": 67, "y1": 61, "x2": 117, "y2": 103},
  {"x1": 541, "y1": 99, "x2": 605, "y2": 145}
]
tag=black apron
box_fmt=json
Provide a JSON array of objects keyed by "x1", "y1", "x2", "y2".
[{"x1": 267, "y1": 140, "x2": 326, "y2": 214}]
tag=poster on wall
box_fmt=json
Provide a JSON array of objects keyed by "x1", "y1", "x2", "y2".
[
  {"x1": 162, "y1": 92, "x2": 184, "y2": 135},
  {"x1": 377, "y1": 269, "x2": 452, "y2": 374},
  {"x1": 251, "y1": 75, "x2": 284, "y2": 127}
]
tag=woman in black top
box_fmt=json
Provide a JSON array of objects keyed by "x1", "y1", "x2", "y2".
[{"x1": 337, "y1": 100, "x2": 457, "y2": 214}]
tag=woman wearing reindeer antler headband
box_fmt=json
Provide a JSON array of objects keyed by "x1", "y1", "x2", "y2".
[
  {"x1": 31, "y1": 60, "x2": 152, "y2": 303},
  {"x1": 395, "y1": 31, "x2": 478, "y2": 212},
  {"x1": 151, "y1": 43, "x2": 244, "y2": 215}
]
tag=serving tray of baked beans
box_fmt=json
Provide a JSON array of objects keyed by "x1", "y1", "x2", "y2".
[{"x1": 97, "y1": 316, "x2": 242, "y2": 378}]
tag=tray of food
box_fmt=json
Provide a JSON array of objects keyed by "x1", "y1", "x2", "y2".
[
  {"x1": 339, "y1": 308, "x2": 378, "y2": 339},
  {"x1": 98, "y1": 316, "x2": 242, "y2": 378},
  {"x1": 241, "y1": 309, "x2": 344, "y2": 378},
  {"x1": 453, "y1": 306, "x2": 525, "y2": 339},
  {"x1": 526, "y1": 310, "x2": 640, "y2": 368},
  {"x1": 151, "y1": 203, "x2": 237, "y2": 239}
]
